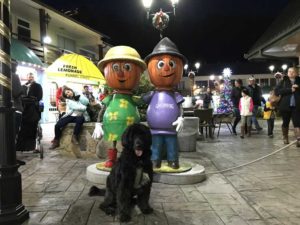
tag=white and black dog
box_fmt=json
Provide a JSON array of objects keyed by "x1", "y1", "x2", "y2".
[{"x1": 89, "y1": 123, "x2": 153, "y2": 222}]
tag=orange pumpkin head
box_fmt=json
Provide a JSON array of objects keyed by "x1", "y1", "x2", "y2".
[
  {"x1": 98, "y1": 46, "x2": 147, "y2": 93},
  {"x1": 103, "y1": 61, "x2": 142, "y2": 91},
  {"x1": 147, "y1": 54, "x2": 183, "y2": 90}
]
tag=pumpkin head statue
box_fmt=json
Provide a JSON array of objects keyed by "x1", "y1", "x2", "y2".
[
  {"x1": 145, "y1": 37, "x2": 187, "y2": 90},
  {"x1": 98, "y1": 46, "x2": 146, "y2": 93}
]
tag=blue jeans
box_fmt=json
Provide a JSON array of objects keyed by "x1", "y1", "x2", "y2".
[
  {"x1": 251, "y1": 105, "x2": 261, "y2": 129},
  {"x1": 232, "y1": 107, "x2": 241, "y2": 130},
  {"x1": 151, "y1": 134, "x2": 178, "y2": 162},
  {"x1": 54, "y1": 115, "x2": 85, "y2": 140}
]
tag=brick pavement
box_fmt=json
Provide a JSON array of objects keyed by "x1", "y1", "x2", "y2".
[{"x1": 18, "y1": 120, "x2": 300, "y2": 225}]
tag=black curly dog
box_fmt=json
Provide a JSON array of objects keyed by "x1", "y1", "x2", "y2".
[{"x1": 89, "y1": 123, "x2": 153, "y2": 222}]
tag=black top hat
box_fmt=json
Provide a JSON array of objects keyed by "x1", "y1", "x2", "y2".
[{"x1": 145, "y1": 37, "x2": 187, "y2": 64}]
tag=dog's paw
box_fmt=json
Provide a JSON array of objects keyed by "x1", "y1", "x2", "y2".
[
  {"x1": 88, "y1": 186, "x2": 105, "y2": 196},
  {"x1": 119, "y1": 214, "x2": 131, "y2": 222},
  {"x1": 99, "y1": 203, "x2": 116, "y2": 216},
  {"x1": 141, "y1": 207, "x2": 153, "y2": 214}
]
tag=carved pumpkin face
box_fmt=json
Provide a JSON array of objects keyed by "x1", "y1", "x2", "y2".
[
  {"x1": 147, "y1": 54, "x2": 183, "y2": 90},
  {"x1": 103, "y1": 61, "x2": 142, "y2": 91}
]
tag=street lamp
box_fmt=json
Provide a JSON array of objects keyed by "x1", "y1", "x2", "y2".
[
  {"x1": 194, "y1": 62, "x2": 200, "y2": 72},
  {"x1": 170, "y1": 0, "x2": 179, "y2": 15},
  {"x1": 269, "y1": 65, "x2": 275, "y2": 74},
  {"x1": 43, "y1": 36, "x2": 52, "y2": 44},
  {"x1": 184, "y1": 64, "x2": 188, "y2": 71},
  {"x1": 209, "y1": 74, "x2": 215, "y2": 88},
  {"x1": 142, "y1": 0, "x2": 153, "y2": 19},
  {"x1": 185, "y1": 62, "x2": 201, "y2": 96},
  {"x1": 188, "y1": 71, "x2": 195, "y2": 96},
  {"x1": 282, "y1": 64, "x2": 288, "y2": 72},
  {"x1": 142, "y1": 0, "x2": 179, "y2": 38}
]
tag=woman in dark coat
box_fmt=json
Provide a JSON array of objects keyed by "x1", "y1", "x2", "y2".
[
  {"x1": 275, "y1": 67, "x2": 300, "y2": 147},
  {"x1": 231, "y1": 79, "x2": 244, "y2": 135}
]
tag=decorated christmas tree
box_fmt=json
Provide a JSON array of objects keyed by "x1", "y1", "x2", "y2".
[{"x1": 217, "y1": 68, "x2": 233, "y2": 114}]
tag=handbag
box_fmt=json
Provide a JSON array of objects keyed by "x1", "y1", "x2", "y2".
[{"x1": 269, "y1": 91, "x2": 281, "y2": 107}]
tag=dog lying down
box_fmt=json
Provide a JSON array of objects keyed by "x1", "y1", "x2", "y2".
[{"x1": 89, "y1": 123, "x2": 153, "y2": 222}]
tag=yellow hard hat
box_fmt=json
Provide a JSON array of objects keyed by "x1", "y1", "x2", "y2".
[{"x1": 98, "y1": 46, "x2": 147, "y2": 72}]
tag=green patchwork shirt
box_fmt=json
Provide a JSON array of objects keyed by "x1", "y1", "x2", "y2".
[{"x1": 102, "y1": 93, "x2": 140, "y2": 141}]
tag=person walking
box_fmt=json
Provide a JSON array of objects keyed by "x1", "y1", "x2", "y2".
[
  {"x1": 239, "y1": 88, "x2": 253, "y2": 139},
  {"x1": 275, "y1": 67, "x2": 300, "y2": 147},
  {"x1": 263, "y1": 95, "x2": 276, "y2": 138},
  {"x1": 231, "y1": 79, "x2": 244, "y2": 135},
  {"x1": 49, "y1": 86, "x2": 90, "y2": 149},
  {"x1": 248, "y1": 76, "x2": 263, "y2": 132}
]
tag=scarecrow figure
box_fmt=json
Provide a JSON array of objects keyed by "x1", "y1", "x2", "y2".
[
  {"x1": 92, "y1": 46, "x2": 146, "y2": 168},
  {"x1": 143, "y1": 37, "x2": 186, "y2": 169}
]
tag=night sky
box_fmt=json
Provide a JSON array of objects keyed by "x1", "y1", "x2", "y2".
[{"x1": 40, "y1": 0, "x2": 290, "y2": 74}]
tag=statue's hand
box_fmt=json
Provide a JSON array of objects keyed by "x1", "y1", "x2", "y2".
[
  {"x1": 92, "y1": 122, "x2": 104, "y2": 139},
  {"x1": 172, "y1": 116, "x2": 184, "y2": 133}
]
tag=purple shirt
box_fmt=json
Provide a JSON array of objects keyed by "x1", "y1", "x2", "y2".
[{"x1": 143, "y1": 91, "x2": 184, "y2": 135}]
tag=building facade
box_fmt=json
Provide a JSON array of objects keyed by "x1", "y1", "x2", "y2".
[{"x1": 11, "y1": 0, "x2": 111, "y2": 122}]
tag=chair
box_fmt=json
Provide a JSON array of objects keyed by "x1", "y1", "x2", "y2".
[
  {"x1": 193, "y1": 108, "x2": 214, "y2": 138},
  {"x1": 183, "y1": 107, "x2": 195, "y2": 117},
  {"x1": 214, "y1": 113, "x2": 234, "y2": 138}
]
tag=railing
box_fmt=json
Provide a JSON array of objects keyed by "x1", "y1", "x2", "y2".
[{"x1": 11, "y1": 33, "x2": 99, "y2": 65}]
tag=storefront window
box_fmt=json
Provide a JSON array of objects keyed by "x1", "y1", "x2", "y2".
[{"x1": 17, "y1": 18, "x2": 31, "y2": 43}]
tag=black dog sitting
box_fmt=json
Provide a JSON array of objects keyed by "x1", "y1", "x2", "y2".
[{"x1": 89, "y1": 123, "x2": 153, "y2": 222}]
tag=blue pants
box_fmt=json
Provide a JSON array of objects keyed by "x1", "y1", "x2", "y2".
[
  {"x1": 54, "y1": 115, "x2": 85, "y2": 140},
  {"x1": 151, "y1": 134, "x2": 178, "y2": 162},
  {"x1": 267, "y1": 118, "x2": 275, "y2": 135},
  {"x1": 251, "y1": 105, "x2": 261, "y2": 129}
]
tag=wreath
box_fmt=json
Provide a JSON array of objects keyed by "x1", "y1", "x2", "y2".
[{"x1": 152, "y1": 10, "x2": 169, "y2": 31}]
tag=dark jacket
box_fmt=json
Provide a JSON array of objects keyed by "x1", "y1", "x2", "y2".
[
  {"x1": 11, "y1": 73, "x2": 24, "y2": 112},
  {"x1": 248, "y1": 84, "x2": 263, "y2": 106},
  {"x1": 24, "y1": 81, "x2": 43, "y2": 101},
  {"x1": 203, "y1": 92, "x2": 212, "y2": 109},
  {"x1": 231, "y1": 86, "x2": 244, "y2": 108},
  {"x1": 275, "y1": 76, "x2": 300, "y2": 112}
]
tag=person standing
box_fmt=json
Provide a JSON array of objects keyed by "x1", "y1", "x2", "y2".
[
  {"x1": 275, "y1": 67, "x2": 300, "y2": 147},
  {"x1": 82, "y1": 85, "x2": 94, "y2": 102},
  {"x1": 239, "y1": 88, "x2": 253, "y2": 139},
  {"x1": 203, "y1": 87, "x2": 213, "y2": 109},
  {"x1": 231, "y1": 79, "x2": 244, "y2": 135},
  {"x1": 263, "y1": 95, "x2": 276, "y2": 138},
  {"x1": 24, "y1": 72, "x2": 43, "y2": 101},
  {"x1": 16, "y1": 72, "x2": 43, "y2": 151},
  {"x1": 11, "y1": 62, "x2": 24, "y2": 140},
  {"x1": 247, "y1": 76, "x2": 263, "y2": 132}
]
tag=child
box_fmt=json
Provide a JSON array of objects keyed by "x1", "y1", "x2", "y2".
[
  {"x1": 239, "y1": 88, "x2": 253, "y2": 139},
  {"x1": 263, "y1": 95, "x2": 276, "y2": 138}
]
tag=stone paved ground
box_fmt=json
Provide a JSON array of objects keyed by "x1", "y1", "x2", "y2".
[{"x1": 19, "y1": 119, "x2": 300, "y2": 225}]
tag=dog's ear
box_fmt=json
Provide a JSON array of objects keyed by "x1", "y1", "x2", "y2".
[
  {"x1": 139, "y1": 124, "x2": 152, "y2": 146},
  {"x1": 121, "y1": 124, "x2": 135, "y2": 150}
]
